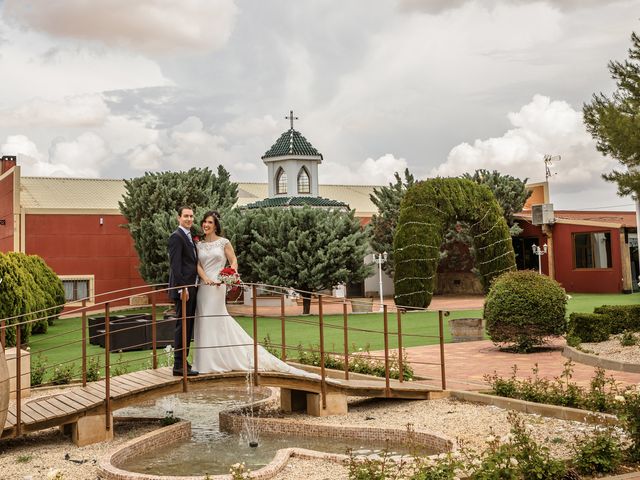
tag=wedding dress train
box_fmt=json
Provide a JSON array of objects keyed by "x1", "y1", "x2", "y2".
[{"x1": 193, "y1": 238, "x2": 317, "y2": 378}]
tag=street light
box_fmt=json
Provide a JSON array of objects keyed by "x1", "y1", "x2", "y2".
[
  {"x1": 532, "y1": 243, "x2": 548, "y2": 275},
  {"x1": 373, "y1": 252, "x2": 388, "y2": 312}
]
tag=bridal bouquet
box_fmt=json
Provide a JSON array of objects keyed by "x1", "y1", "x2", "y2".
[{"x1": 217, "y1": 267, "x2": 241, "y2": 288}]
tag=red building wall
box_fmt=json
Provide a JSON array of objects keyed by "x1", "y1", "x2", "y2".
[
  {"x1": 0, "y1": 169, "x2": 15, "y2": 253},
  {"x1": 552, "y1": 223, "x2": 622, "y2": 293},
  {"x1": 25, "y1": 213, "x2": 147, "y2": 305}
]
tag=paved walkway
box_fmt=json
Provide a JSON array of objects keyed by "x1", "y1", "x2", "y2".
[{"x1": 407, "y1": 338, "x2": 640, "y2": 391}]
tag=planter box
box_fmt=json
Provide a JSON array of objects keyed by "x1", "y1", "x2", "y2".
[
  {"x1": 448, "y1": 317, "x2": 484, "y2": 342},
  {"x1": 350, "y1": 297, "x2": 373, "y2": 314}
]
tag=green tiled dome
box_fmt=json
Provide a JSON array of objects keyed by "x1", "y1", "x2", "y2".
[
  {"x1": 244, "y1": 196, "x2": 348, "y2": 209},
  {"x1": 262, "y1": 129, "x2": 323, "y2": 159}
]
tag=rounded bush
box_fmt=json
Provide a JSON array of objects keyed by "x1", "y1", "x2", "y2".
[{"x1": 484, "y1": 270, "x2": 567, "y2": 352}]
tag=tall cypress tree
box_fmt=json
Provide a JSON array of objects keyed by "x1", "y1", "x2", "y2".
[{"x1": 119, "y1": 166, "x2": 238, "y2": 285}]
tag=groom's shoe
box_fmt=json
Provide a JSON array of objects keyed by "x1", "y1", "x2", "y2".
[{"x1": 173, "y1": 367, "x2": 199, "y2": 377}]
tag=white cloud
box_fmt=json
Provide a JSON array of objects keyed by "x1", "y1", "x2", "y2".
[
  {"x1": 0, "y1": 94, "x2": 109, "y2": 127},
  {"x1": 322, "y1": 153, "x2": 408, "y2": 185},
  {"x1": 2, "y1": 0, "x2": 239, "y2": 55},
  {"x1": 397, "y1": 0, "x2": 630, "y2": 14},
  {"x1": 2, "y1": 132, "x2": 110, "y2": 177},
  {"x1": 431, "y1": 94, "x2": 617, "y2": 192}
]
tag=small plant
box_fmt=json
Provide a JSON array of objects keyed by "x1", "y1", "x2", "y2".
[
  {"x1": 262, "y1": 333, "x2": 281, "y2": 358},
  {"x1": 572, "y1": 427, "x2": 622, "y2": 475},
  {"x1": 30, "y1": 353, "x2": 47, "y2": 386},
  {"x1": 616, "y1": 389, "x2": 640, "y2": 461},
  {"x1": 160, "y1": 410, "x2": 179, "y2": 426},
  {"x1": 620, "y1": 330, "x2": 638, "y2": 347},
  {"x1": 229, "y1": 462, "x2": 251, "y2": 479},
  {"x1": 51, "y1": 362, "x2": 75, "y2": 385},
  {"x1": 347, "y1": 448, "x2": 405, "y2": 480},
  {"x1": 111, "y1": 353, "x2": 129, "y2": 376},
  {"x1": 86, "y1": 356, "x2": 100, "y2": 382},
  {"x1": 16, "y1": 454, "x2": 32, "y2": 463}
]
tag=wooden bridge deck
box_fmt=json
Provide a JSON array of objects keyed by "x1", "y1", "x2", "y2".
[{"x1": 2, "y1": 367, "x2": 440, "y2": 439}]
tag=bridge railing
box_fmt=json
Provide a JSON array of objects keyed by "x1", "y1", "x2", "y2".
[{"x1": 0, "y1": 282, "x2": 450, "y2": 438}]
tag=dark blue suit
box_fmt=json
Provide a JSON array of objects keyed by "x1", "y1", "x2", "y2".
[{"x1": 168, "y1": 228, "x2": 198, "y2": 366}]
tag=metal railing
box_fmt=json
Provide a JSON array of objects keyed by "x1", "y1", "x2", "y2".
[{"x1": 0, "y1": 282, "x2": 450, "y2": 438}]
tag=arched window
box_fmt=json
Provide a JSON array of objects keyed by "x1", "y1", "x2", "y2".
[
  {"x1": 276, "y1": 168, "x2": 287, "y2": 194},
  {"x1": 297, "y1": 167, "x2": 310, "y2": 194}
]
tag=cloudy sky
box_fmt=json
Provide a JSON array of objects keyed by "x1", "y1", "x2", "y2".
[{"x1": 0, "y1": 0, "x2": 638, "y2": 210}]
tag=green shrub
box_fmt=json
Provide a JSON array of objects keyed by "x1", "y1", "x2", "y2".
[
  {"x1": 86, "y1": 356, "x2": 101, "y2": 382},
  {"x1": 0, "y1": 252, "x2": 64, "y2": 345},
  {"x1": 594, "y1": 304, "x2": 640, "y2": 334},
  {"x1": 616, "y1": 390, "x2": 640, "y2": 461},
  {"x1": 30, "y1": 353, "x2": 47, "y2": 387},
  {"x1": 620, "y1": 330, "x2": 638, "y2": 347},
  {"x1": 573, "y1": 428, "x2": 622, "y2": 475},
  {"x1": 484, "y1": 270, "x2": 567, "y2": 352},
  {"x1": 567, "y1": 312, "x2": 610, "y2": 343},
  {"x1": 51, "y1": 362, "x2": 76, "y2": 385}
]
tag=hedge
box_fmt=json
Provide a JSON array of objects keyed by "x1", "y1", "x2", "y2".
[
  {"x1": 567, "y1": 313, "x2": 611, "y2": 344},
  {"x1": 0, "y1": 252, "x2": 65, "y2": 346},
  {"x1": 393, "y1": 177, "x2": 516, "y2": 308},
  {"x1": 568, "y1": 305, "x2": 640, "y2": 344}
]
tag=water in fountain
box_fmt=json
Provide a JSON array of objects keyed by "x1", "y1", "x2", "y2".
[{"x1": 241, "y1": 362, "x2": 259, "y2": 448}]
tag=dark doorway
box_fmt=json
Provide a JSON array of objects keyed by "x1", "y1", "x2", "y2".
[{"x1": 512, "y1": 237, "x2": 539, "y2": 271}]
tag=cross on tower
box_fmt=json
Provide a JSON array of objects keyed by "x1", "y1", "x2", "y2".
[{"x1": 285, "y1": 110, "x2": 298, "y2": 130}]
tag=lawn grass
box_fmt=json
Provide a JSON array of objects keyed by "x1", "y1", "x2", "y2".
[{"x1": 24, "y1": 291, "x2": 639, "y2": 383}]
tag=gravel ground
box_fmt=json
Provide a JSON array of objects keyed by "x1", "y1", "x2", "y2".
[
  {"x1": 1, "y1": 392, "x2": 616, "y2": 480},
  {"x1": 581, "y1": 334, "x2": 640, "y2": 363}
]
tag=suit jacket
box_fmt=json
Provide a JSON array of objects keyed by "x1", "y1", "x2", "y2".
[{"x1": 168, "y1": 228, "x2": 198, "y2": 300}]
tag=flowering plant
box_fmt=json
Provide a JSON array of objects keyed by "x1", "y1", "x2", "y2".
[{"x1": 217, "y1": 267, "x2": 241, "y2": 286}]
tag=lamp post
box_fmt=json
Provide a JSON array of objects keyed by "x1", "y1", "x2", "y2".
[
  {"x1": 373, "y1": 252, "x2": 388, "y2": 312},
  {"x1": 532, "y1": 243, "x2": 548, "y2": 275}
]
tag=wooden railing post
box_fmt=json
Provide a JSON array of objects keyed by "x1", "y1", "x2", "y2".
[
  {"x1": 151, "y1": 290, "x2": 157, "y2": 370},
  {"x1": 181, "y1": 289, "x2": 188, "y2": 392},
  {"x1": 383, "y1": 304, "x2": 390, "y2": 397},
  {"x1": 318, "y1": 294, "x2": 326, "y2": 409},
  {"x1": 104, "y1": 303, "x2": 111, "y2": 431},
  {"x1": 0, "y1": 319, "x2": 5, "y2": 349},
  {"x1": 397, "y1": 309, "x2": 404, "y2": 383},
  {"x1": 438, "y1": 310, "x2": 447, "y2": 391},
  {"x1": 15, "y1": 323, "x2": 21, "y2": 437},
  {"x1": 280, "y1": 293, "x2": 286, "y2": 361},
  {"x1": 252, "y1": 285, "x2": 258, "y2": 386},
  {"x1": 342, "y1": 301, "x2": 349, "y2": 380},
  {"x1": 81, "y1": 299, "x2": 87, "y2": 387}
]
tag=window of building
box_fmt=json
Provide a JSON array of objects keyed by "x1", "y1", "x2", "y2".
[
  {"x1": 574, "y1": 231, "x2": 612, "y2": 269},
  {"x1": 59, "y1": 275, "x2": 94, "y2": 303},
  {"x1": 297, "y1": 167, "x2": 310, "y2": 194},
  {"x1": 276, "y1": 168, "x2": 287, "y2": 194}
]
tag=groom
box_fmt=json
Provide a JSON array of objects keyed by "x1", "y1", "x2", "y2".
[{"x1": 168, "y1": 206, "x2": 199, "y2": 376}]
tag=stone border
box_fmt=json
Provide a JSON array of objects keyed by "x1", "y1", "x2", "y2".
[
  {"x1": 562, "y1": 345, "x2": 640, "y2": 373},
  {"x1": 449, "y1": 390, "x2": 617, "y2": 426},
  {"x1": 219, "y1": 406, "x2": 454, "y2": 453}
]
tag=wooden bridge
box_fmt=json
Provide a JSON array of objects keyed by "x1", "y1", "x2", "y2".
[{"x1": 1, "y1": 284, "x2": 448, "y2": 446}]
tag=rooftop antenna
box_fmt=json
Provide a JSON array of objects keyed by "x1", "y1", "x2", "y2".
[{"x1": 544, "y1": 154, "x2": 560, "y2": 181}]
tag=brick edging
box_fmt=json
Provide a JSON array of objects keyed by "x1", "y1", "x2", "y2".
[
  {"x1": 449, "y1": 390, "x2": 617, "y2": 425},
  {"x1": 562, "y1": 345, "x2": 640, "y2": 374}
]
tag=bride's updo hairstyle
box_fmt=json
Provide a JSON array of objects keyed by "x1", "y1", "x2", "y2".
[{"x1": 201, "y1": 210, "x2": 222, "y2": 236}]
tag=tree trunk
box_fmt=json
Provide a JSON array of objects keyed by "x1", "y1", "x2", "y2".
[{"x1": 301, "y1": 292, "x2": 312, "y2": 315}]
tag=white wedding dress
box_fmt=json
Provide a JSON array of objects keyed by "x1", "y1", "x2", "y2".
[{"x1": 193, "y1": 238, "x2": 317, "y2": 378}]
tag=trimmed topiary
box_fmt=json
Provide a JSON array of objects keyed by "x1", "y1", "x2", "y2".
[
  {"x1": 393, "y1": 177, "x2": 516, "y2": 308},
  {"x1": 484, "y1": 270, "x2": 567, "y2": 352},
  {"x1": 567, "y1": 312, "x2": 611, "y2": 344}
]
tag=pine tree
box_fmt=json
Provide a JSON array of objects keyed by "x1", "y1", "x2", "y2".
[
  {"x1": 226, "y1": 207, "x2": 372, "y2": 314},
  {"x1": 119, "y1": 166, "x2": 238, "y2": 285},
  {"x1": 583, "y1": 31, "x2": 640, "y2": 197}
]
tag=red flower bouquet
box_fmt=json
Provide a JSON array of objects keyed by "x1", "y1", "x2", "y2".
[{"x1": 217, "y1": 267, "x2": 241, "y2": 286}]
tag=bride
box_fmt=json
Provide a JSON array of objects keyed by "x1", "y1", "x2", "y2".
[{"x1": 193, "y1": 210, "x2": 317, "y2": 378}]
